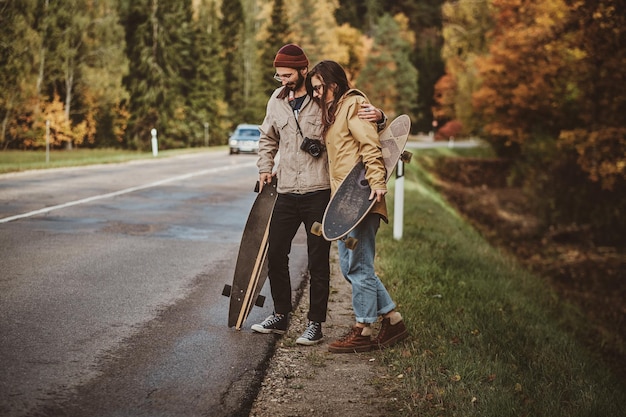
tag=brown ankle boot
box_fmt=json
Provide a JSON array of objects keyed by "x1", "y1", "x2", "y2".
[
  {"x1": 374, "y1": 317, "x2": 409, "y2": 349},
  {"x1": 328, "y1": 326, "x2": 372, "y2": 353}
]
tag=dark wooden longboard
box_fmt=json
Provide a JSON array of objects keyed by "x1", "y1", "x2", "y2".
[
  {"x1": 317, "y1": 115, "x2": 411, "y2": 244},
  {"x1": 223, "y1": 177, "x2": 278, "y2": 329}
]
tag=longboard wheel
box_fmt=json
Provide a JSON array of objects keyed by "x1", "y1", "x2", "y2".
[
  {"x1": 345, "y1": 237, "x2": 358, "y2": 250},
  {"x1": 401, "y1": 150, "x2": 413, "y2": 163},
  {"x1": 255, "y1": 294, "x2": 266, "y2": 308},
  {"x1": 222, "y1": 284, "x2": 232, "y2": 297},
  {"x1": 311, "y1": 221, "x2": 323, "y2": 236}
]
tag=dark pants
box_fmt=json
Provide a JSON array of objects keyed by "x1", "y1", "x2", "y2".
[{"x1": 267, "y1": 190, "x2": 331, "y2": 323}]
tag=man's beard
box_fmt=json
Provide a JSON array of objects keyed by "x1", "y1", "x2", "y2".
[{"x1": 286, "y1": 72, "x2": 305, "y2": 92}]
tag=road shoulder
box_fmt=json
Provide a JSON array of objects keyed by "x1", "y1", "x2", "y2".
[{"x1": 249, "y1": 245, "x2": 400, "y2": 417}]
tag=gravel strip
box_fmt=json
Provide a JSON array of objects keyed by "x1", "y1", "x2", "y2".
[{"x1": 249, "y1": 246, "x2": 400, "y2": 417}]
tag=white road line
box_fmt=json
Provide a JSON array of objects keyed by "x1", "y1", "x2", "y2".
[{"x1": 0, "y1": 162, "x2": 256, "y2": 224}]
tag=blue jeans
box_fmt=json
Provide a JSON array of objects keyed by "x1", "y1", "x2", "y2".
[{"x1": 338, "y1": 213, "x2": 396, "y2": 324}]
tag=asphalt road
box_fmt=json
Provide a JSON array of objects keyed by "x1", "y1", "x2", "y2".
[{"x1": 0, "y1": 151, "x2": 308, "y2": 417}]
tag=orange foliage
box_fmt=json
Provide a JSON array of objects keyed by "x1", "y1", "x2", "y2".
[
  {"x1": 473, "y1": 0, "x2": 575, "y2": 146},
  {"x1": 559, "y1": 128, "x2": 626, "y2": 191},
  {"x1": 433, "y1": 74, "x2": 457, "y2": 122},
  {"x1": 41, "y1": 95, "x2": 73, "y2": 148}
]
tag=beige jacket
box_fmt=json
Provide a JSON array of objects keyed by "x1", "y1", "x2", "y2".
[
  {"x1": 257, "y1": 86, "x2": 330, "y2": 194},
  {"x1": 325, "y1": 89, "x2": 388, "y2": 221}
]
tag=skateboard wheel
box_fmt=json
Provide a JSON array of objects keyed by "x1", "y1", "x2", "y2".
[
  {"x1": 222, "y1": 284, "x2": 232, "y2": 297},
  {"x1": 345, "y1": 237, "x2": 358, "y2": 250},
  {"x1": 255, "y1": 294, "x2": 266, "y2": 308},
  {"x1": 311, "y1": 221, "x2": 323, "y2": 236},
  {"x1": 401, "y1": 150, "x2": 413, "y2": 163}
]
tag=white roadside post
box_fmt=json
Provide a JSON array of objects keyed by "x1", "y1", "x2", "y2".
[
  {"x1": 393, "y1": 159, "x2": 405, "y2": 241},
  {"x1": 151, "y1": 128, "x2": 158, "y2": 157},
  {"x1": 45, "y1": 120, "x2": 51, "y2": 164}
]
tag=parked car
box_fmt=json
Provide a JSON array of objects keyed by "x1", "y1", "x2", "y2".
[{"x1": 229, "y1": 124, "x2": 261, "y2": 154}]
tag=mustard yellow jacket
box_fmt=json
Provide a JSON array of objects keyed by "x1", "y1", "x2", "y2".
[{"x1": 325, "y1": 89, "x2": 388, "y2": 222}]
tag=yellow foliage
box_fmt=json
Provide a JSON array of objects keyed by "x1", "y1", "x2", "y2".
[
  {"x1": 35, "y1": 94, "x2": 94, "y2": 149},
  {"x1": 559, "y1": 128, "x2": 626, "y2": 190}
]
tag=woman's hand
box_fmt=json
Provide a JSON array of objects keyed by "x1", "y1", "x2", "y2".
[{"x1": 369, "y1": 188, "x2": 387, "y2": 203}]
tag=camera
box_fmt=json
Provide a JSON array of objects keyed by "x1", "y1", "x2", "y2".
[{"x1": 300, "y1": 137, "x2": 326, "y2": 158}]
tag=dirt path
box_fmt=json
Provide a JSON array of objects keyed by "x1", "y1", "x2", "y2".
[{"x1": 249, "y1": 248, "x2": 401, "y2": 417}]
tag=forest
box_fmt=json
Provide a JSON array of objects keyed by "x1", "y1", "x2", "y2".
[{"x1": 1, "y1": 0, "x2": 625, "y2": 242}]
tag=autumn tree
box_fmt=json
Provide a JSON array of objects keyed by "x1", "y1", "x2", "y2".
[
  {"x1": 441, "y1": 0, "x2": 491, "y2": 136},
  {"x1": 471, "y1": 0, "x2": 626, "y2": 242},
  {"x1": 46, "y1": 0, "x2": 93, "y2": 149},
  {"x1": 552, "y1": 0, "x2": 626, "y2": 240},
  {"x1": 432, "y1": 73, "x2": 456, "y2": 123},
  {"x1": 79, "y1": 0, "x2": 129, "y2": 148},
  {"x1": 338, "y1": 0, "x2": 445, "y2": 131},
  {"x1": 557, "y1": 0, "x2": 626, "y2": 190},
  {"x1": 334, "y1": 23, "x2": 367, "y2": 80},
  {"x1": 1, "y1": 0, "x2": 128, "y2": 149},
  {"x1": 473, "y1": 0, "x2": 579, "y2": 155},
  {"x1": 357, "y1": 14, "x2": 419, "y2": 121}
]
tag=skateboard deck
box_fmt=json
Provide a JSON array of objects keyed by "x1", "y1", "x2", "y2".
[
  {"x1": 223, "y1": 177, "x2": 278, "y2": 329},
  {"x1": 315, "y1": 114, "x2": 411, "y2": 246}
]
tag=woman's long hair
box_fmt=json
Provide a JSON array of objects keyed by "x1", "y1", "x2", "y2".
[{"x1": 306, "y1": 60, "x2": 351, "y2": 138}]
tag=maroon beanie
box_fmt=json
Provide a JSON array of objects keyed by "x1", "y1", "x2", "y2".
[{"x1": 273, "y1": 44, "x2": 309, "y2": 68}]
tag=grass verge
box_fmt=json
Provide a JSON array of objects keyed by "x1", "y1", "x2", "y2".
[
  {"x1": 0, "y1": 147, "x2": 225, "y2": 174},
  {"x1": 376, "y1": 147, "x2": 625, "y2": 416}
]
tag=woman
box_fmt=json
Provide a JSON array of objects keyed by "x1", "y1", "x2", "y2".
[{"x1": 306, "y1": 60, "x2": 408, "y2": 353}]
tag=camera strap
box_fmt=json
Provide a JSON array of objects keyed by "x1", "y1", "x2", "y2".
[
  {"x1": 293, "y1": 111, "x2": 305, "y2": 139},
  {"x1": 288, "y1": 90, "x2": 307, "y2": 140}
]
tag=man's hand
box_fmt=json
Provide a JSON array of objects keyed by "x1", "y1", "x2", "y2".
[
  {"x1": 369, "y1": 188, "x2": 387, "y2": 203},
  {"x1": 258, "y1": 172, "x2": 274, "y2": 193},
  {"x1": 358, "y1": 104, "x2": 383, "y2": 123}
]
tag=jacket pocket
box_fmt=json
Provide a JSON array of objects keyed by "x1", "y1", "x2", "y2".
[
  {"x1": 301, "y1": 116, "x2": 323, "y2": 140},
  {"x1": 275, "y1": 115, "x2": 290, "y2": 136}
]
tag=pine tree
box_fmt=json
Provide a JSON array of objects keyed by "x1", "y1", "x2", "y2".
[
  {"x1": 239, "y1": 0, "x2": 267, "y2": 124},
  {"x1": 220, "y1": 0, "x2": 245, "y2": 127},
  {"x1": 188, "y1": 0, "x2": 227, "y2": 146},
  {"x1": 157, "y1": 0, "x2": 195, "y2": 147},
  {"x1": 119, "y1": 0, "x2": 196, "y2": 149},
  {"x1": 119, "y1": 0, "x2": 165, "y2": 149},
  {"x1": 259, "y1": 0, "x2": 291, "y2": 99},
  {"x1": 0, "y1": 0, "x2": 40, "y2": 149}
]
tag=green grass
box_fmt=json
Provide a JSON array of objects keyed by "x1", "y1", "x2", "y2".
[
  {"x1": 0, "y1": 147, "x2": 226, "y2": 174},
  {"x1": 377, "y1": 147, "x2": 625, "y2": 416}
]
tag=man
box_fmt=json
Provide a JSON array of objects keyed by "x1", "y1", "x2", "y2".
[{"x1": 252, "y1": 44, "x2": 386, "y2": 345}]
